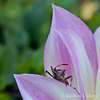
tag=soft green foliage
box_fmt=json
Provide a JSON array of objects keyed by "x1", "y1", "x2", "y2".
[
  {"x1": 0, "y1": 0, "x2": 100, "y2": 99},
  {"x1": 0, "y1": 45, "x2": 16, "y2": 90},
  {"x1": 0, "y1": 93, "x2": 12, "y2": 100}
]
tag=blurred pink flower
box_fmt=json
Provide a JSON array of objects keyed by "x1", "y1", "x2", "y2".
[{"x1": 14, "y1": 5, "x2": 100, "y2": 100}]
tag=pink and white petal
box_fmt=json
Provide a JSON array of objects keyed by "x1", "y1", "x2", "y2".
[
  {"x1": 54, "y1": 29, "x2": 95, "y2": 100},
  {"x1": 95, "y1": 66, "x2": 100, "y2": 100},
  {"x1": 44, "y1": 5, "x2": 97, "y2": 100},
  {"x1": 94, "y1": 27, "x2": 100, "y2": 100},
  {"x1": 95, "y1": 91, "x2": 100, "y2": 100},
  {"x1": 94, "y1": 26, "x2": 100, "y2": 67},
  {"x1": 14, "y1": 74, "x2": 82, "y2": 100}
]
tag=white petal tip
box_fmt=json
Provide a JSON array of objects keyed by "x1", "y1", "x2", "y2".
[
  {"x1": 97, "y1": 26, "x2": 100, "y2": 30},
  {"x1": 52, "y1": 4, "x2": 56, "y2": 8}
]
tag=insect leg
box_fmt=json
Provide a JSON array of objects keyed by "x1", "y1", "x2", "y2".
[
  {"x1": 66, "y1": 75, "x2": 73, "y2": 86},
  {"x1": 50, "y1": 66, "x2": 55, "y2": 73},
  {"x1": 46, "y1": 70, "x2": 54, "y2": 78},
  {"x1": 64, "y1": 73, "x2": 69, "y2": 86},
  {"x1": 58, "y1": 69, "x2": 65, "y2": 78}
]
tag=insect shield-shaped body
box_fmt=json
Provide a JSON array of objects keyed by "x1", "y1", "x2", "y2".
[{"x1": 46, "y1": 64, "x2": 73, "y2": 86}]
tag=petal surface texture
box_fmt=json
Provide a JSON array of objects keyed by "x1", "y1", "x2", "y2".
[
  {"x1": 14, "y1": 74, "x2": 82, "y2": 100},
  {"x1": 94, "y1": 27, "x2": 100, "y2": 67},
  {"x1": 44, "y1": 5, "x2": 98, "y2": 100},
  {"x1": 95, "y1": 66, "x2": 100, "y2": 100},
  {"x1": 94, "y1": 27, "x2": 100, "y2": 100}
]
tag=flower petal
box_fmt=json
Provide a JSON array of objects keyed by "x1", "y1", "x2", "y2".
[
  {"x1": 94, "y1": 27, "x2": 100, "y2": 100},
  {"x1": 94, "y1": 26, "x2": 100, "y2": 67},
  {"x1": 14, "y1": 74, "x2": 82, "y2": 100},
  {"x1": 44, "y1": 5, "x2": 98, "y2": 100},
  {"x1": 95, "y1": 66, "x2": 100, "y2": 100}
]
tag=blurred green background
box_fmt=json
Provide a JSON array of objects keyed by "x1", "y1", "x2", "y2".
[{"x1": 0, "y1": 0, "x2": 100, "y2": 100}]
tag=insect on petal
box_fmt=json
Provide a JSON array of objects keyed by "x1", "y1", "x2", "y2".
[
  {"x1": 44, "y1": 5, "x2": 98, "y2": 100},
  {"x1": 14, "y1": 74, "x2": 83, "y2": 100}
]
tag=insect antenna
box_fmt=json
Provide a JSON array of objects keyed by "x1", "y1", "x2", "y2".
[{"x1": 54, "y1": 64, "x2": 69, "y2": 70}]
